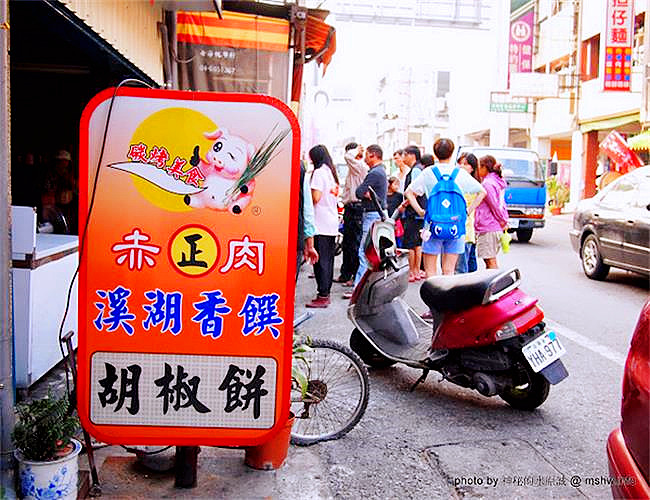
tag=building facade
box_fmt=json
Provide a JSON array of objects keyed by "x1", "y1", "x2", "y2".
[{"x1": 531, "y1": 0, "x2": 648, "y2": 205}]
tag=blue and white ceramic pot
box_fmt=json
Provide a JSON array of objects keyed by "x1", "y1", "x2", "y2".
[{"x1": 15, "y1": 438, "x2": 81, "y2": 500}]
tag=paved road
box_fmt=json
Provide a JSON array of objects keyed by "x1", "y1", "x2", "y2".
[
  {"x1": 502, "y1": 214, "x2": 648, "y2": 358},
  {"x1": 295, "y1": 213, "x2": 648, "y2": 499}
]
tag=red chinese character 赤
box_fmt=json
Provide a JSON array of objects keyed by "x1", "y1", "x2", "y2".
[
  {"x1": 184, "y1": 166, "x2": 205, "y2": 188},
  {"x1": 166, "y1": 157, "x2": 187, "y2": 180},
  {"x1": 148, "y1": 146, "x2": 170, "y2": 169},
  {"x1": 127, "y1": 143, "x2": 148, "y2": 162},
  {"x1": 610, "y1": 28, "x2": 629, "y2": 44},
  {"x1": 611, "y1": 9, "x2": 627, "y2": 26}
]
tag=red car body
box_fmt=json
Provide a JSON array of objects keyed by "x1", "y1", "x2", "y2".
[{"x1": 607, "y1": 298, "x2": 650, "y2": 499}]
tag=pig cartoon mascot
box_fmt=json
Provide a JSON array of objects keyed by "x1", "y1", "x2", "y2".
[
  {"x1": 183, "y1": 129, "x2": 256, "y2": 214},
  {"x1": 109, "y1": 125, "x2": 289, "y2": 214}
]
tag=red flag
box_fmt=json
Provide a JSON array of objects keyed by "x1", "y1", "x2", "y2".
[{"x1": 599, "y1": 130, "x2": 643, "y2": 174}]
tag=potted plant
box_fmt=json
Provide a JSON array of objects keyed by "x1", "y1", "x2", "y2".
[
  {"x1": 12, "y1": 393, "x2": 81, "y2": 500},
  {"x1": 546, "y1": 175, "x2": 570, "y2": 215},
  {"x1": 244, "y1": 335, "x2": 311, "y2": 470}
]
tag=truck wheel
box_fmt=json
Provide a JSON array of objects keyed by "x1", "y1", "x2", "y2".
[{"x1": 516, "y1": 228, "x2": 533, "y2": 243}]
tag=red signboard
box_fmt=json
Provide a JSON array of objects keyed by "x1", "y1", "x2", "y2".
[
  {"x1": 604, "y1": 0, "x2": 635, "y2": 91},
  {"x1": 508, "y1": 7, "x2": 534, "y2": 86},
  {"x1": 77, "y1": 88, "x2": 300, "y2": 446}
]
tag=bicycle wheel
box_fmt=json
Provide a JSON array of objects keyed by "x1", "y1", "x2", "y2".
[{"x1": 290, "y1": 339, "x2": 369, "y2": 446}]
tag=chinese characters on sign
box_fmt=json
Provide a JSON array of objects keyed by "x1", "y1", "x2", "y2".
[
  {"x1": 604, "y1": 0, "x2": 635, "y2": 91},
  {"x1": 79, "y1": 89, "x2": 299, "y2": 445},
  {"x1": 91, "y1": 352, "x2": 277, "y2": 428},
  {"x1": 508, "y1": 8, "x2": 534, "y2": 86},
  {"x1": 93, "y1": 286, "x2": 283, "y2": 340}
]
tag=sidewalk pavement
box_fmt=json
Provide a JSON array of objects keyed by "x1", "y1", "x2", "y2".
[{"x1": 15, "y1": 259, "x2": 344, "y2": 500}]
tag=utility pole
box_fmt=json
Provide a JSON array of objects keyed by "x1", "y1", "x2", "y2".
[{"x1": 0, "y1": 0, "x2": 15, "y2": 486}]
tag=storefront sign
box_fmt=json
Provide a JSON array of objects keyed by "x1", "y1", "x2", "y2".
[
  {"x1": 176, "y1": 11, "x2": 290, "y2": 102},
  {"x1": 490, "y1": 92, "x2": 529, "y2": 113},
  {"x1": 604, "y1": 0, "x2": 635, "y2": 91},
  {"x1": 78, "y1": 88, "x2": 299, "y2": 446},
  {"x1": 508, "y1": 7, "x2": 534, "y2": 84}
]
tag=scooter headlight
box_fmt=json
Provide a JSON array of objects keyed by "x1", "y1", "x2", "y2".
[{"x1": 494, "y1": 321, "x2": 518, "y2": 340}]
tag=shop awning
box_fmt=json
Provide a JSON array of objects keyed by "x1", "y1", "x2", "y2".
[
  {"x1": 579, "y1": 112, "x2": 640, "y2": 133},
  {"x1": 291, "y1": 12, "x2": 336, "y2": 102},
  {"x1": 177, "y1": 10, "x2": 290, "y2": 52},
  {"x1": 627, "y1": 129, "x2": 650, "y2": 150},
  {"x1": 304, "y1": 14, "x2": 336, "y2": 72}
]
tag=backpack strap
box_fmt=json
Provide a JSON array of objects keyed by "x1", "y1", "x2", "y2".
[
  {"x1": 451, "y1": 167, "x2": 460, "y2": 181},
  {"x1": 432, "y1": 166, "x2": 442, "y2": 181}
]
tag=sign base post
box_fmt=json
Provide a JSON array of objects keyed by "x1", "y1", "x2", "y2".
[{"x1": 175, "y1": 446, "x2": 199, "y2": 488}]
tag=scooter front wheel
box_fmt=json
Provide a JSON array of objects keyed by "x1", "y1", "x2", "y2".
[
  {"x1": 499, "y1": 364, "x2": 550, "y2": 411},
  {"x1": 290, "y1": 339, "x2": 369, "y2": 446},
  {"x1": 350, "y1": 328, "x2": 396, "y2": 369}
]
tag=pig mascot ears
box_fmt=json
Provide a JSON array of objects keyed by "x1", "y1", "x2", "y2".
[{"x1": 204, "y1": 129, "x2": 225, "y2": 141}]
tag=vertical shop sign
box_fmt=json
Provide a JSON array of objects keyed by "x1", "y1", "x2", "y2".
[
  {"x1": 508, "y1": 7, "x2": 535, "y2": 85},
  {"x1": 604, "y1": 0, "x2": 635, "y2": 91},
  {"x1": 78, "y1": 88, "x2": 299, "y2": 446}
]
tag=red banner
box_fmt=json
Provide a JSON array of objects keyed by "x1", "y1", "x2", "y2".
[{"x1": 599, "y1": 130, "x2": 643, "y2": 173}]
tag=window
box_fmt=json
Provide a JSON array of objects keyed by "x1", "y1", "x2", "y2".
[
  {"x1": 436, "y1": 71, "x2": 450, "y2": 98},
  {"x1": 501, "y1": 158, "x2": 544, "y2": 181},
  {"x1": 632, "y1": 178, "x2": 650, "y2": 209},
  {"x1": 580, "y1": 35, "x2": 600, "y2": 81},
  {"x1": 600, "y1": 177, "x2": 636, "y2": 209}
]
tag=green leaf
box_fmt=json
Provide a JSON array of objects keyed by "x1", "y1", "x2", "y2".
[{"x1": 292, "y1": 366, "x2": 309, "y2": 398}]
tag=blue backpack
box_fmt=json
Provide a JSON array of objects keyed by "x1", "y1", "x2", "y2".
[{"x1": 424, "y1": 166, "x2": 467, "y2": 240}]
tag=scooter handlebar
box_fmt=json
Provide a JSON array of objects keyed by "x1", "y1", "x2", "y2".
[{"x1": 367, "y1": 186, "x2": 387, "y2": 221}]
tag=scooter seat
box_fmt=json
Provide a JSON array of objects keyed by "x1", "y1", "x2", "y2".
[{"x1": 419, "y1": 269, "x2": 517, "y2": 313}]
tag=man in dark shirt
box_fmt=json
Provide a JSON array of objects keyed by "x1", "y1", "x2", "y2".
[
  {"x1": 352, "y1": 144, "x2": 387, "y2": 286},
  {"x1": 402, "y1": 145, "x2": 426, "y2": 281}
]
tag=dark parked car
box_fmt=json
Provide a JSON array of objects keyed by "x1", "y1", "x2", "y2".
[
  {"x1": 570, "y1": 166, "x2": 650, "y2": 280},
  {"x1": 606, "y1": 298, "x2": 650, "y2": 499}
]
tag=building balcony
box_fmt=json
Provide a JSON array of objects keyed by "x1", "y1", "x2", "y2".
[
  {"x1": 578, "y1": 70, "x2": 643, "y2": 123},
  {"x1": 532, "y1": 96, "x2": 573, "y2": 138}
]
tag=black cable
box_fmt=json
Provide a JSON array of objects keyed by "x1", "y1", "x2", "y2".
[
  {"x1": 57, "y1": 78, "x2": 153, "y2": 406},
  {"x1": 120, "y1": 445, "x2": 172, "y2": 456}
]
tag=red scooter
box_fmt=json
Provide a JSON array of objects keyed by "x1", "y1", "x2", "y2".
[{"x1": 348, "y1": 189, "x2": 568, "y2": 410}]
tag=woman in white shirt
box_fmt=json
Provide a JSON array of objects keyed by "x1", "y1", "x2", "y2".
[{"x1": 306, "y1": 145, "x2": 340, "y2": 308}]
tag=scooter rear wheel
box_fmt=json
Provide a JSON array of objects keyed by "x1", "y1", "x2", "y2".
[
  {"x1": 349, "y1": 328, "x2": 397, "y2": 369},
  {"x1": 290, "y1": 339, "x2": 369, "y2": 446},
  {"x1": 499, "y1": 365, "x2": 550, "y2": 411}
]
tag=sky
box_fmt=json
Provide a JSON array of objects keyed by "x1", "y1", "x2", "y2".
[{"x1": 302, "y1": 7, "x2": 508, "y2": 152}]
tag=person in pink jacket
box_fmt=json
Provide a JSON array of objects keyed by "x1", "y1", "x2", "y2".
[{"x1": 475, "y1": 155, "x2": 509, "y2": 269}]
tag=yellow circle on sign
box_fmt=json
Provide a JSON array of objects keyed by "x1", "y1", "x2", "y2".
[
  {"x1": 169, "y1": 225, "x2": 220, "y2": 277},
  {"x1": 130, "y1": 107, "x2": 217, "y2": 213}
]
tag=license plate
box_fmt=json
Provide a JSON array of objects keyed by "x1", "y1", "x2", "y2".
[
  {"x1": 508, "y1": 219, "x2": 520, "y2": 229},
  {"x1": 522, "y1": 331, "x2": 566, "y2": 372}
]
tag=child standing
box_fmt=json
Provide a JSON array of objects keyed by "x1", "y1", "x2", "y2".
[{"x1": 456, "y1": 153, "x2": 479, "y2": 273}]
